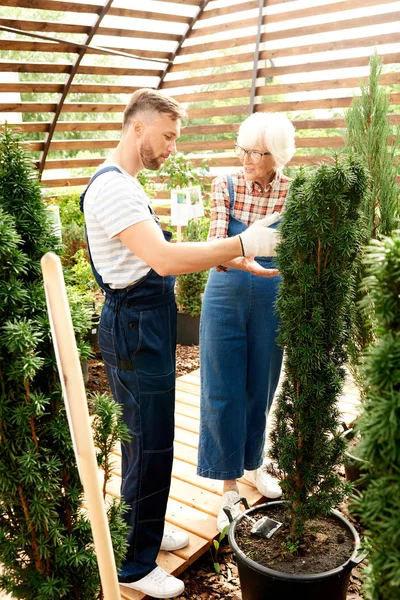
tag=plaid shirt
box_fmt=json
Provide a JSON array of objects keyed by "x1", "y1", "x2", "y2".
[{"x1": 209, "y1": 170, "x2": 291, "y2": 240}]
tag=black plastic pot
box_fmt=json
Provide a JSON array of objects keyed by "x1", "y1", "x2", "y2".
[
  {"x1": 85, "y1": 311, "x2": 100, "y2": 353},
  {"x1": 343, "y1": 428, "x2": 366, "y2": 487},
  {"x1": 176, "y1": 312, "x2": 200, "y2": 346},
  {"x1": 228, "y1": 501, "x2": 364, "y2": 600}
]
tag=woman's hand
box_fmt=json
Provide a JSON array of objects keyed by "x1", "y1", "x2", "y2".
[{"x1": 218, "y1": 257, "x2": 280, "y2": 277}]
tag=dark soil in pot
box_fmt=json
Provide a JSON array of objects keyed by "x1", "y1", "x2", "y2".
[{"x1": 234, "y1": 503, "x2": 355, "y2": 575}]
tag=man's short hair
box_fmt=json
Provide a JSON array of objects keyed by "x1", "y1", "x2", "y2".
[{"x1": 123, "y1": 88, "x2": 187, "y2": 130}]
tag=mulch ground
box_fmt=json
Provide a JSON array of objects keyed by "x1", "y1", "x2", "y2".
[{"x1": 86, "y1": 344, "x2": 364, "y2": 600}]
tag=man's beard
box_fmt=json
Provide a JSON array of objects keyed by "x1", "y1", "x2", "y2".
[{"x1": 140, "y1": 137, "x2": 163, "y2": 171}]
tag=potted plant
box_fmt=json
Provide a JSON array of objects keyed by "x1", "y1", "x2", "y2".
[
  {"x1": 351, "y1": 232, "x2": 400, "y2": 600},
  {"x1": 227, "y1": 156, "x2": 368, "y2": 600},
  {"x1": 175, "y1": 217, "x2": 210, "y2": 345},
  {"x1": 342, "y1": 422, "x2": 367, "y2": 488},
  {"x1": 0, "y1": 125, "x2": 128, "y2": 599},
  {"x1": 158, "y1": 153, "x2": 210, "y2": 345}
]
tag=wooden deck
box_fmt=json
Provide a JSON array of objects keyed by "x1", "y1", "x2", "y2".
[
  {"x1": 0, "y1": 368, "x2": 361, "y2": 600},
  {"x1": 112, "y1": 368, "x2": 361, "y2": 600}
]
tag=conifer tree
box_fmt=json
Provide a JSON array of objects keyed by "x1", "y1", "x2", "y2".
[
  {"x1": 352, "y1": 233, "x2": 400, "y2": 600},
  {"x1": 345, "y1": 50, "x2": 399, "y2": 354},
  {"x1": 0, "y1": 125, "x2": 127, "y2": 600},
  {"x1": 269, "y1": 156, "x2": 368, "y2": 542},
  {"x1": 346, "y1": 50, "x2": 399, "y2": 240}
]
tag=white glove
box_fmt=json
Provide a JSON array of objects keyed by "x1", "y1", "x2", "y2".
[{"x1": 238, "y1": 213, "x2": 281, "y2": 257}]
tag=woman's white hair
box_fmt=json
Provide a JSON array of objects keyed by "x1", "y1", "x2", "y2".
[{"x1": 237, "y1": 112, "x2": 296, "y2": 175}]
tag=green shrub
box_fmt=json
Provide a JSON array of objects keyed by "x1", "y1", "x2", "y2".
[
  {"x1": 176, "y1": 218, "x2": 210, "y2": 317},
  {"x1": 0, "y1": 126, "x2": 127, "y2": 600},
  {"x1": 270, "y1": 156, "x2": 368, "y2": 542},
  {"x1": 352, "y1": 233, "x2": 400, "y2": 600}
]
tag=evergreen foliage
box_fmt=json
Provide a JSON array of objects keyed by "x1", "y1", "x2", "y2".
[
  {"x1": 345, "y1": 50, "x2": 400, "y2": 356},
  {"x1": 352, "y1": 233, "x2": 400, "y2": 600},
  {"x1": 0, "y1": 126, "x2": 127, "y2": 599},
  {"x1": 270, "y1": 156, "x2": 368, "y2": 542},
  {"x1": 345, "y1": 51, "x2": 399, "y2": 240}
]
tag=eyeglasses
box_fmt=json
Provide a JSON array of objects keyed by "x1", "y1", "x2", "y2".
[{"x1": 234, "y1": 143, "x2": 271, "y2": 164}]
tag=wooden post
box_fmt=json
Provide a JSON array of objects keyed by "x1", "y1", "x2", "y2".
[{"x1": 40, "y1": 252, "x2": 121, "y2": 600}]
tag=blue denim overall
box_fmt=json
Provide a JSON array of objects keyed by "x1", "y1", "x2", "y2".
[
  {"x1": 80, "y1": 167, "x2": 177, "y2": 582},
  {"x1": 197, "y1": 175, "x2": 283, "y2": 481}
]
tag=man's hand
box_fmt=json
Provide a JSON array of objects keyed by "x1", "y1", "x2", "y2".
[{"x1": 220, "y1": 257, "x2": 280, "y2": 277}]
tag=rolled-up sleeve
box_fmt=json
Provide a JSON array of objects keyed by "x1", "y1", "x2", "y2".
[{"x1": 208, "y1": 176, "x2": 230, "y2": 240}]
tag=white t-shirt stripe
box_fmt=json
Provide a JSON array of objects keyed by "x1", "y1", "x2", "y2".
[{"x1": 84, "y1": 163, "x2": 153, "y2": 289}]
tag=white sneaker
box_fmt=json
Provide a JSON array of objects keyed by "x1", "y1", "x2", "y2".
[
  {"x1": 217, "y1": 490, "x2": 242, "y2": 533},
  {"x1": 160, "y1": 528, "x2": 189, "y2": 551},
  {"x1": 119, "y1": 566, "x2": 184, "y2": 598},
  {"x1": 243, "y1": 467, "x2": 282, "y2": 499}
]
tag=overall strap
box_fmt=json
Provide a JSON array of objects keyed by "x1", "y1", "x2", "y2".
[
  {"x1": 79, "y1": 165, "x2": 123, "y2": 213},
  {"x1": 226, "y1": 175, "x2": 235, "y2": 211}
]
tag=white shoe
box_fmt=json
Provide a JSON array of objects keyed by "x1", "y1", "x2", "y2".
[
  {"x1": 243, "y1": 467, "x2": 282, "y2": 499},
  {"x1": 119, "y1": 566, "x2": 184, "y2": 598},
  {"x1": 217, "y1": 490, "x2": 242, "y2": 533},
  {"x1": 160, "y1": 528, "x2": 189, "y2": 551}
]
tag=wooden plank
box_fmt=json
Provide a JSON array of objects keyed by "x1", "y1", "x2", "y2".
[
  {"x1": 174, "y1": 441, "x2": 198, "y2": 466},
  {"x1": 156, "y1": 0, "x2": 200, "y2": 5},
  {"x1": 175, "y1": 413, "x2": 199, "y2": 435},
  {"x1": 0, "y1": 60, "x2": 72, "y2": 73},
  {"x1": 196, "y1": 0, "x2": 399, "y2": 36},
  {"x1": 166, "y1": 497, "x2": 219, "y2": 540},
  {"x1": 176, "y1": 379, "x2": 201, "y2": 396},
  {"x1": 201, "y1": 0, "x2": 399, "y2": 22},
  {"x1": 185, "y1": 93, "x2": 400, "y2": 119},
  {"x1": 182, "y1": 11, "x2": 400, "y2": 54},
  {"x1": 164, "y1": 522, "x2": 210, "y2": 564},
  {"x1": 0, "y1": 0, "x2": 193, "y2": 21},
  {"x1": 175, "y1": 399, "x2": 200, "y2": 420},
  {"x1": 169, "y1": 478, "x2": 221, "y2": 517},
  {"x1": 175, "y1": 388, "x2": 200, "y2": 407},
  {"x1": 41, "y1": 176, "x2": 90, "y2": 188},
  {"x1": 179, "y1": 371, "x2": 200, "y2": 384},
  {"x1": 95, "y1": 26, "x2": 181, "y2": 43},
  {"x1": 165, "y1": 53, "x2": 400, "y2": 88},
  {"x1": 178, "y1": 31, "x2": 400, "y2": 59},
  {"x1": 0, "y1": 0, "x2": 99, "y2": 13},
  {"x1": 172, "y1": 36, "x2": 400, "y2": 72},
  {"x1": 164, "y1": 71, "x2": 399, "y2": 103},
  {"x1": 7, "y1": 121, "x2": 121, "y2": 135},
  {"x1": 0, "y1": 40, "x2": 172, "y2": 60},
  {"x1": 39, "y1": 157, "x2": 104, "y2": 170},
  {"x1": 0, "y1": 17, "x2": 89, "y2": 34},
  {"x1": 25, "y1": 139, "x2": 117, "y2": 152},
  {"x1": 175, "y1": 137, "x2": 344, "y2": 152},
  {"x1": 174, "y1": 426, "x2": 199, "y2": 448}
]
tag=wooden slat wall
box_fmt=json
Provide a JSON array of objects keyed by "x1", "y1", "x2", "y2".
[{"x1": 0, "y1": 0, "x2": 398, "y2": 192}]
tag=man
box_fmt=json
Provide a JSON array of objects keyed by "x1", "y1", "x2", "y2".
[{"x1": 81, "y1": 88, "x2": 279, "y2": 598}]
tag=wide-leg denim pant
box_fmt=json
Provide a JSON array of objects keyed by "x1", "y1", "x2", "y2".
[
  {"x1": 197, "y1": 265, "x2": 283, "y2": 481},
  {"x1": 98, "y1": 273, "x2": 177, "y2": 582}
]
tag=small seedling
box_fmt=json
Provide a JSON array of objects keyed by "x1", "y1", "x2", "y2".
[
  {"x1": 210, "y1": 525, "x2": 229, "y2": 574},
  {"x1": 281, "y1": 535, "x2": 300, "y2": 555}
]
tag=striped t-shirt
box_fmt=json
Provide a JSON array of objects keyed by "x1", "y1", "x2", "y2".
[{"x1": 84, "y1": 163, "x2": 153, "y2": 289}]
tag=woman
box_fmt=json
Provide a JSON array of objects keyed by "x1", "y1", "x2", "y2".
[{"x1": 197, "y1": 112, "x2": 295, "y2": 532}]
